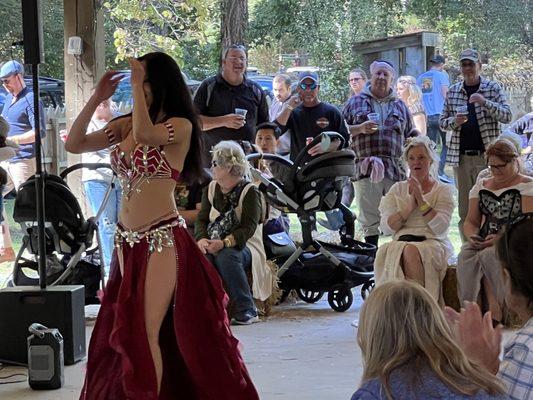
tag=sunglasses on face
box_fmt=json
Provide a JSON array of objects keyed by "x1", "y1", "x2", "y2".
[
  {"x1": 299, "y1": 82, "x2": 318, "y2": 90},
  {"x1": 1, "y1": 76, "x2": 15, "y2": 84}
]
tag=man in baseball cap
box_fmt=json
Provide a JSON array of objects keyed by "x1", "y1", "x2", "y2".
[
  {"x1": 439, "y1": 49, "x2": 512, "y2": 241},
  {"x1": 0, "y1": 59, "x2": 45, "y2": 262},
  {"x1": 417, "y1": 54, "x2": 451, "y2": 182},
  {"x1": 275, "y1": 68, "x2": 348, "y2": 160}
]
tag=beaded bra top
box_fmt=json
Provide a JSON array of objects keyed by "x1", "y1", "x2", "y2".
[
  {"x1": 110, "y1": 144, "x2": 181, "y2": 199},
  {"x1": 105, "y1": 120, "x2": 181, "y2": 199}
]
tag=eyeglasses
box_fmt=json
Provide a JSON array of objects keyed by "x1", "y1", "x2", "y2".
[
  {"x1": 1, "y1": 76, "x2": 15, "y2": 85},
  {"x1": 226, "y1": 56, "x2": 247, "y2": 63},
  {"x1": 349, "y1": 77, "x2": 364, "y2": 83},
  {"x1": 487, "y1": 161, "x2": 510, "y2": 171},
  {"x1": 299, "y1": 82, "x2": 318, "y2": 90}
]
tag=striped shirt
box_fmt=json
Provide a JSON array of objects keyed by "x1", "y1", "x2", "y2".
[
  {"x1": 439, "y1": 77, "x2": 512, "y2": 166},
  {"x1": 498, "y1": 317, "x2": 533, "y2": 400}
]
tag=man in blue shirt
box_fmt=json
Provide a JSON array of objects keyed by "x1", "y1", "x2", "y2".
[
  {"x1": 0, "y1": 60, "x2": 45, "y2": 261},
  {"x1": 417, "y1": 55, "x2": 450, "y2": 181}
]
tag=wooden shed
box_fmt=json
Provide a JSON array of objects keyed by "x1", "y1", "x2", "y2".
[{"x1": 353, "y1": 31, "x2": 441, "y2": 77}]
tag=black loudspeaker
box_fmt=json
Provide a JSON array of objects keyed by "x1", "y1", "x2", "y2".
[
  {"x1": 0, "y1": 286, "x2": 85, "y2": 365},
  {"x1": 21, "y1": 0, "x2": 45, "y2": 65}
]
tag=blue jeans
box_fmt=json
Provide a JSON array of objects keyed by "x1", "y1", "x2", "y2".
[
  {"x1": 84, "y1": 180, "x2": 121, "y2": 272},
  {"x1": 209, "y1": 247, "x2": 255, "y2": 319},
  {"x1": 427, "y1": 115, "x2": 448, "y2": 175}
]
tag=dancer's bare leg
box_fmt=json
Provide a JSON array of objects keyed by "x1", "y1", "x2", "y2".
[{"x1": 144, "y1": 245, "x2": 177, "y2": 393}]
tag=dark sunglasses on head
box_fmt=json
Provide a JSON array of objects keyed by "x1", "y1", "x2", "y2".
[
  {"x1": 211, "y1": 160, "x2": 218, "y2": 167},
  {"x1": 299, "y1": 82, "x2": 318, "y2": 90}
]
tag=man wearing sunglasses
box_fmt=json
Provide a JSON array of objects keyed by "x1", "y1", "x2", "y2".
[
  {"x1": 194, "y1": 44, "x2": 269, "y2": 167},
  {"x1": 439, "y1": 49, "x2": 512, "y2": 242},
  {"x1": 0, "y1": 60, "x2": 45, "y2": 262},
  {"x1": 275, "y1": 71, "x2": 349, "y2": 161}
]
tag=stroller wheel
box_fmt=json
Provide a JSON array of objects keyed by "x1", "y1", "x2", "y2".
[
  {"x1": 296, "y1": 289, "x2": 324, "y2": 303},
  {"x1": 327, "y1": 285, "x2": 353, "y2": 312},
  {"x1": 360, "y1": 279, "x2": 375, "y2": 300}
]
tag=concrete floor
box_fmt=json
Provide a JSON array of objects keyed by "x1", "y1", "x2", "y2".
[{"x1": 0, "y1": 292, "x2": 365, "y2": 400}]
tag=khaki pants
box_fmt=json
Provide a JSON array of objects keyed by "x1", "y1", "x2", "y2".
[
  {"x1": 354, "y1": 177, "x2": 395, "y2": 237},
  {"x1": 453, "y1": 154, "x2": 486, "y2": 242},
  {"x1": 1, "y1": 158, "x2": 36, "y2": 195},
  {"x1": 0, "y1": 158, "x2": 36, "y2": 250}
]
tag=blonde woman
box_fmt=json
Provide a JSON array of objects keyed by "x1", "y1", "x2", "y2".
[
  {"x1": 374, "y1": 136, "x2": 454, "y2": 303},
  {"x1": 351, "y1": 280, "x2": 508, "y2": 399},
  {"x1": 397, "y1": 75, "x2": 427, "y2": 135}
]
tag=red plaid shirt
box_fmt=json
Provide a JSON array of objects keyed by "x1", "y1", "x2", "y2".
[{"x1": 342, "y1": 91, "x2": 415, "y2": 181}]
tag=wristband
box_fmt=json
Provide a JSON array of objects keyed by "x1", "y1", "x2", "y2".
[
  {"x1": 419, "y1": 202, "x2": 431, "y2": 213},
  {"x1": 286, "y1": 105, "x2": 294, "y2": 111}
]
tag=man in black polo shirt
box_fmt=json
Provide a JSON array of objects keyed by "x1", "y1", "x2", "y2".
[
  {"x1": 194, "y1": 44, "x2": 269, "y2": 166},
  {"x1": 0, "y1": 60, "x2": 45, "y2": 261}
]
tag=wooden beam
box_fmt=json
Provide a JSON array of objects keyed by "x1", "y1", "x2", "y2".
[{"x1": 63, "y1": 0, "x2": 105, "y2": 212}]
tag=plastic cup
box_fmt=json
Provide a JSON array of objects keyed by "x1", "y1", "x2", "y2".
[
  {"x1": 235, "y1": 108, "x2": 248, "y2": 118},
  {"x1": 456, "y1": 105, "x2": 468, "y2": 116},
  {"x1": 367, "y1": 112, "x2": 380, "y2": 130}
]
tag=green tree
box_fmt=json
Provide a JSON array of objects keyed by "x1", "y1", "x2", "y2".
[{"x1": 0, "y1": 0, "x2": 64, "y2": 79}]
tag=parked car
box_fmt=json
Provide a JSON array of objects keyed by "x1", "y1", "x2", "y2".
[
  {"x1": 247, "y1": 74, "x2": 274, "y2": 102},
  {"x1": 0, "y1": 76, "x2": 64, "y2": 110},
  {"x1": 111, "y1": 70, "x2": 201, "y2": 106}
]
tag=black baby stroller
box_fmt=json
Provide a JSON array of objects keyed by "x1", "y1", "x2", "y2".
[
  {"x1": 247, "y1": 132, "x2": 376, "y2": 312},
  {"x1": 8, "y1": 163, "x2": 116, "y2": 304}
]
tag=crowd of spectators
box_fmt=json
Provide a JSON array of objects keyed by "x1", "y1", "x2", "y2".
[{"x1": 1, "y1": 42, "x2": 532, "y2": 399}]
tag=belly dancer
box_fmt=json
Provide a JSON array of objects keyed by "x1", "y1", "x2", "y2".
[{"x1": 66, "y1": 52, "x2": 259, "y2": 400}]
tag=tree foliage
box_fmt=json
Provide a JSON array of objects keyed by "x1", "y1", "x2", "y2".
[{"x1": 0, "y1": 0, "x2": 64, "y2": 79}]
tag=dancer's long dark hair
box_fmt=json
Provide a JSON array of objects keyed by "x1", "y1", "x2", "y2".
[{"x1": 137, "y1": 52, "x2": 203, "y2": 185}]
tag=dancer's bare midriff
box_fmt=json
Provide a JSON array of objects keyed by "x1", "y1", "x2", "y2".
[{"x1": 118, "y1": 179, "x2": 179, "y2": 231}]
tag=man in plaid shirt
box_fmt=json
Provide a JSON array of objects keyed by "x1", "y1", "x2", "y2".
[
  {"x1": 343, "y1": 60, "x2": 418, "y2": 247},
  {"x1": 439, "y1": 49, "x2": 512, "y2": 241}
]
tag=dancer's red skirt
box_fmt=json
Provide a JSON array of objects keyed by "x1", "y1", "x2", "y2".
[{"x1": 80, "y1": 219, "x2": 259, "y2": 399}]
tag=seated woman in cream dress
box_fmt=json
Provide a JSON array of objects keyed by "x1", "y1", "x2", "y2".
[{"x1": 375, "y1": 136, "x2": 455, "y2": 303}]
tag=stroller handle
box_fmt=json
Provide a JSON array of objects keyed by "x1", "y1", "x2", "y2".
[
  {"x1": 60, "y1": 163, "x2": 115, "y2": 180},
  {"x1": 292, "y1": 131, "x2": 345, "y2": 168},
  {"x1": 245, "y1": 153, "x2": 294, "y2": 167}
]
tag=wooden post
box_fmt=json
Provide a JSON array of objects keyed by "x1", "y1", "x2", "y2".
[{"x1": 63, "y1": 0, "x2": 105, "y2": 212}]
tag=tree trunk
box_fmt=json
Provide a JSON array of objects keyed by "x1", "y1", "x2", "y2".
[{"x1": 220, "y1": 0, "x2": 248, "y2": 49}]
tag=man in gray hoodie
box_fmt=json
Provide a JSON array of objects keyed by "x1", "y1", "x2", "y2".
[{"x1": 342, "y1": 60, "x2": 418, "y2": 247}]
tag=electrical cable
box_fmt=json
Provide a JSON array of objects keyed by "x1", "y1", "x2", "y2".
[{"x1": 0, "y1": 363, "x2": 28, "y2": 385}]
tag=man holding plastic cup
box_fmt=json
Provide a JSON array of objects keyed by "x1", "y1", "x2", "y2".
[
  {"x1": 194, "y1": 44, "x2": 269, "y2": 166},
  {"x1": 439, "y1": 49, "x2": 512, "y2": 241},
  {"x1": 343, "y1": 60, "x2": 418, "y2": 247}
]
